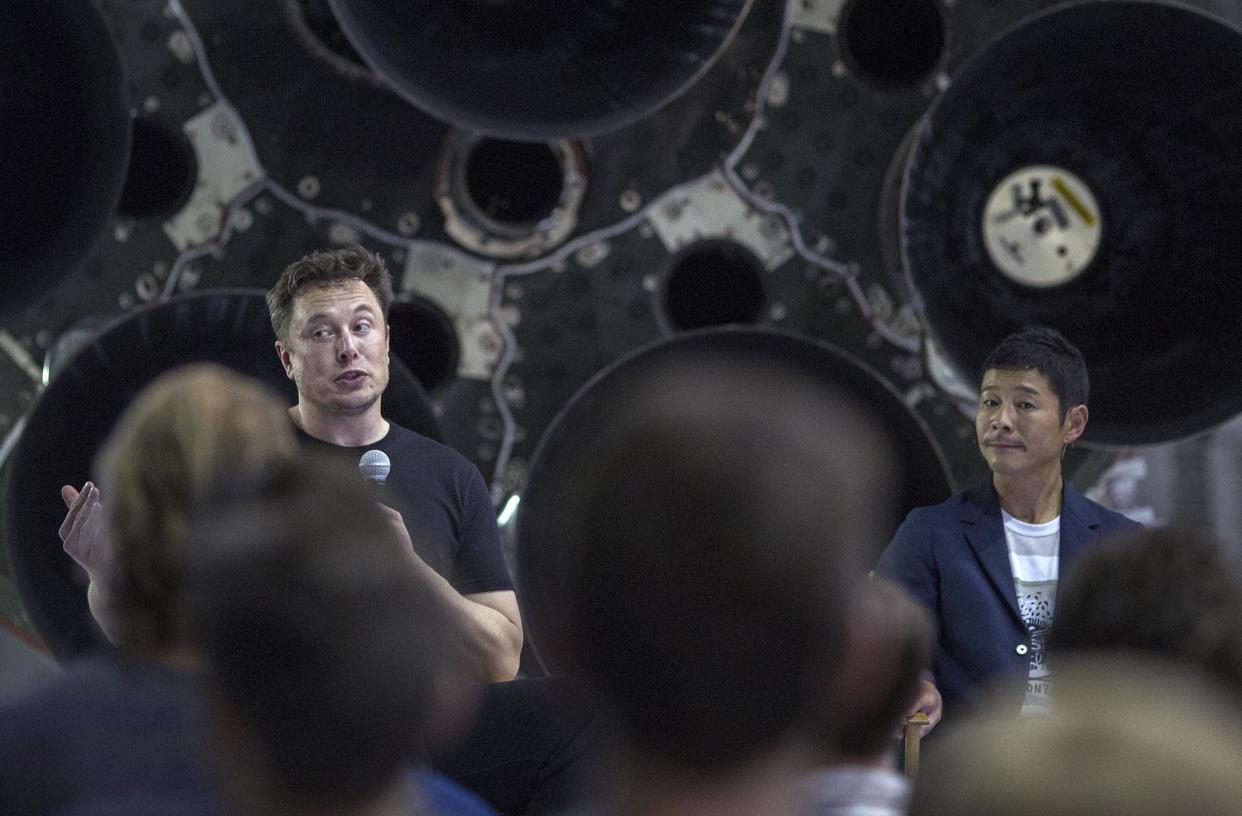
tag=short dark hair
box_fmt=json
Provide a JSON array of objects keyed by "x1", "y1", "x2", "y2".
[
  {"x1": 265, "y1": 245, "x2": 394, "y2": 344},
  {"x1": 544, "y1": 354, "x2": 899, "y2": 774},
  {"x1": 981, "y1": 325, "x2": 1088, "y2": 417},
  {"x1": 187, "y1": 453, "x2": 448, "y2": 809},
  {"x1": 822, "y1": 577, "x2": 934, "y2": 759},
  {"x1": 1049, "y1": 526, "x2": 1242, "y2": 695}
]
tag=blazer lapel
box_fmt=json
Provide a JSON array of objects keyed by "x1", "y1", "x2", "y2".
[
  {"x1": 960, "y1": 482, "x2": 1024, "y2": 628},
  {"x1": 1059, "y1": 481, "x2": 1103, "y2": 563}
]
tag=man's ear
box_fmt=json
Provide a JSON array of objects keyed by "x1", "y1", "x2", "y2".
[
  {"x1": 275, "y1": 340, "x2": 294, "y2": 380},
  {"x1": 1064, "y1": 403, "x2": 1088, "y2": 444}
]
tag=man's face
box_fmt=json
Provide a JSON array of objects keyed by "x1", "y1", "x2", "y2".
[
  {"x1": 975, "y1": 368, "x2": 1086, "y2": 479},
  {"x1": 276, "y1": 280, "x2": 390, "y2": 417}
]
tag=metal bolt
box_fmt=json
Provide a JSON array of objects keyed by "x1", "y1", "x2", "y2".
[
  {"x1": 397, "y1": 211, "x2": 421, "y2": 236},
  {"x1": 297, "y1": 176, "x2": 321, "y2": 200}
]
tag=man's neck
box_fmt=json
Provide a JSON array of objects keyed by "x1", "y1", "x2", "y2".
[
  {"x1": 289, "y1": 404, "x2": 389, "y2": 447},
  {"x1": 993, "y1": 469, "x2": 1064, "y2": 524}
]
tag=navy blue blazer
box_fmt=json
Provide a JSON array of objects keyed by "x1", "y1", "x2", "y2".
[{"x1": 876, "y1": 480, "x2": 1139, "y2": 722}]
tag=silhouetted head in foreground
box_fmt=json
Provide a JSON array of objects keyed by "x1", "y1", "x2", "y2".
[
  {"x1": 538, "y1": 350, "x2": 901, "y2": 806},
  {"x1": 95, "y1": 363, "x2": 298, "y2": 656},
  {"x1": 911, "y1": 658, "x2": 1242, "y2": 816},
  {"x1": 187, "y1": 454, "x2": 450, "y2": 815},
  {"x1": 1050, "y1": 525, "x2": 1242, "y2": 693}
]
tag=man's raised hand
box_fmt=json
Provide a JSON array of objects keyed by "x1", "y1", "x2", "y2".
[{"x1": 59, "y1": 481, "x2": 110, "y2": 577}]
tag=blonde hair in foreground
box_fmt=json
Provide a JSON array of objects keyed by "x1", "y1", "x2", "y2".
[
  {"x1": 910, "y1": 656, "x2": 1242, "y2": 816},
  {"x1": 96, "y1": 364, "x2": 298, "y2": 655}
]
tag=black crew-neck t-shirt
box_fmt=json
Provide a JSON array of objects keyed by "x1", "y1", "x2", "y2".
[{"x1": 299, "y1": 423, "x2": 513, "y2": 595}]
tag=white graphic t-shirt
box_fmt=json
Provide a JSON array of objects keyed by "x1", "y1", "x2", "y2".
[{"x1": 1002, "y1": 509, "x2": 1060, "y2": 717}]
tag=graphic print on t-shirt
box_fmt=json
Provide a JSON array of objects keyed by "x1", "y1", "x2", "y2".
[
  {"x1": 1002, "y1": 508, "x2": 1060, "y2": 718},
  {"x1": 1016, "y1": 579, "x2": 1056, "y2": 716}
]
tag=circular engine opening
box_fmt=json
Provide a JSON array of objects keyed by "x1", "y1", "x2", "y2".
[
  {"x1": 117, "y1": 117, "x2": 199, "y2": 220},
  {"x1": 465, "y1": 139, "x2": 566, "y2": 230},
  {"x1": 1, "y1": 0, "x2": 129, "y2": 318},
  {"x1": 901, "y1": 1, "x2": 1242, "y2": 444},
  {"x1": 663, "y1": 240, "x2": 766, "y2": 331},
  {"x1": 437, "y1": 132, "x2": 586, "y2": 259},
  {"x1": 286, "y1": 0, "x2": 375, "y2": 79},
  {"x1": 388, "y1": 297, "x2": 460, "y2": 393},
  {"x1": 326, "y1": 0, "x2": 750, "y2": 139},
  {"x1": 840, "y1": 0, "x2": 946, "y2": 87}
]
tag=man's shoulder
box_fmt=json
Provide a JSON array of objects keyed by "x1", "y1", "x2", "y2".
[
  {"x1": 383, "y1": 421, "x2": 440, "y2": 450},
  {"x1": 382, "y1": 423, "x2": 488, "y2": 488},
  {"x1": 902, "y1": 489, "x2": 972, "y2": 527},
  {"x1": 0, "y1": 653, "x2": 200, "y2": 737},
  {"x1": 879, "y1": 490, "x2": 972, "y2": 566},
  {"x1": 1064, "y1": 482, "x2": 1142, "y2": 531},
  {"x1": 383, "y1": 423, "x2": 472, "y2": 466}
]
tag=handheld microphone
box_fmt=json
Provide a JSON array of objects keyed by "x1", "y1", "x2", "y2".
[{"x1": 359, "y1": 449, "x2": 391, "y2": 487}]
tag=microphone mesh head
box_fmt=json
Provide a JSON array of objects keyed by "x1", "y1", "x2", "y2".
[{"x1": 358, "y1": 449, "x2": 391, "y2": 484}]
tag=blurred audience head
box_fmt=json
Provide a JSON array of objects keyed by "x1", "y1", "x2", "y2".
[
  {"x1": 1049, "y1": 525, "x2": 1242, "y2": 694},
  {"x1": 187, "y1": 453, "x2": 449, "y2": 815},
  {"x1": 544, "y1": 352, "x2": 900, "y2": 778},
  {"x1": 910, "y1": 658, "x2": 1242, "y2": 816},
  {"x1": 815, "y1": 576, "x2": 933, "y2": 765},
  {"x1": 94, "y1": 363, "x2": 297, "y2": 656}
]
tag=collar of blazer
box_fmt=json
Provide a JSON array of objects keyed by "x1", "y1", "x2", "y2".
[{"x1": 958, "y1": 479, "x2": 1103, "y2": 627}]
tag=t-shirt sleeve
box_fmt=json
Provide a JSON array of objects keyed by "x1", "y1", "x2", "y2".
[{"x1": 450, "y1": 467, "x2": 514, "y2": 595}]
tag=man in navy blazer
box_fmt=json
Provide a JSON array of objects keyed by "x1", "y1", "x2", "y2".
[{"x1": 877, "y1": 326, "x2": 1139, "y2": 735}]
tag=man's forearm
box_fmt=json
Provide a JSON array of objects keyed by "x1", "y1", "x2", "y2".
[
  {"x1": 451, "y1": 594, "x2": 523, "y2": 683},
  {"x1": 408, "y1": 557, "x2": 522, "y2": 683}
]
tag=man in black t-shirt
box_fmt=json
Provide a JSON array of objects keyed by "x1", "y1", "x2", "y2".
[
  {"x1": 267, "y1": 245, "x2": 522, "y2": 684},
  {"x1": 298, "y1": 424, "x2": 511, "y2": 600},
  {"x1": 266, "y1": 245, "x2": 594, "y2": 814}
]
